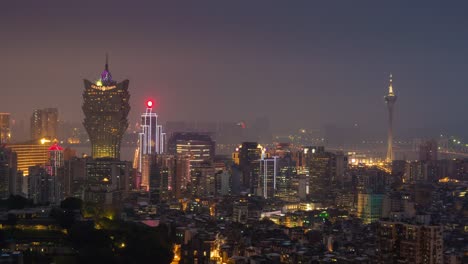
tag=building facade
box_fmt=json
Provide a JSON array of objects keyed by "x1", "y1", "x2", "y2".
[
  {"x1": 136, "y1": 100, "x2": 166, "y2": 191},
  {"x1": 82, "y1": 57, "x2": 130, "y2": 159},
  {"x1": 30, "y1": 108, "x2": 58, "y2": 141}
]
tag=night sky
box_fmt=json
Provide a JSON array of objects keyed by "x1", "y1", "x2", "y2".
[{"x1": 1, "y1": 1, "x2": 467, "y2": 140}]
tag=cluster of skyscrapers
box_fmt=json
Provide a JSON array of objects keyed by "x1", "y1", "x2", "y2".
[{"x1": 0, "y1": 58, "x2": 466, "y2": 263}]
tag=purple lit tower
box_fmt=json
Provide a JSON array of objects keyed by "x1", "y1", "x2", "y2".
[
  {"x1": 385, "y1": 74, "x2": 397, "y2": 162},
  {"x1": 83, "y1": 55, "x2": 130, "y2": 159}
]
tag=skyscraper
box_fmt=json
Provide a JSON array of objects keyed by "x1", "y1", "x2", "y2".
[
  {"x1": 259, "y1": 152, "x2": 278, "y2": 199},
  {"x1": 0, "y1": 113, "x2": 11, "y2": 144},
  {"x1": 30, "y1": 108, "x2": 58, "y2": 141},
  {"x1": 236, "y1": 142, "x2": 262, "y2": 193},
  {"x1": 139, "y1": 100, "x2": 166, "y2": 156},
  {"x1": 385, "y1": 74, "x2": 397, "y2": 162},
  {"x1": 83, "y1": 56, "x2": 130, "y2": 159},
  {"x1": 167, "y1": 132, "x2": 215, "y2": 166},
  {"x1": 136, "y1": 100, "x2": 166, "y2": 190}
]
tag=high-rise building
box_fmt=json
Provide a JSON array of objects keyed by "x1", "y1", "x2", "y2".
[
  {"x1": 378, "y1": 220, "x2": 443, "y2": 264},
  {"x1": 0, "y1": 146, "x2": 17, "y2": 198},
  {"x1": 236, "y1": 142, "x2": 263, "y2": 193},
  {"x1": 139, "y1": 100, "x2": 166, "y2": 156},
  {"x1": 47, "y1": 143, "x2": 64, "y2": 177},
  {"x1": 385, "y1": 74, "x2": 397, "y2": 162},
  {"x1": 46, "y1": 143, "x2": 64, "y2": 203},
  {"x1": 82, "y1": 56, "x2": 130, "y2": 159},
  {"x1": 28, "y1": 166, "x2": 55, "y2": 204},
  {"x1": 304, "y1": 146, "x2": 340, "y2": 197},
  {"x1": 30, "y1": 108, "x2": 58, "y2": 141},
  {"x1": 357, "y1": 192, "x2": 384, "y2": 224},
  {"x1": 136, "y1": 100, "x2": 166, "y2": 190},
  {"x1": 0, "y1": 113, "x2": 11, "y2": 144},
  {"x1": 258, "y1": 152, "x2": 278, "y2": 199},
  {"x1": 168, "y1": 132, "x2": 215, "y2": 166}
]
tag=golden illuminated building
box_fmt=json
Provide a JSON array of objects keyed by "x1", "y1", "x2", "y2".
[
  {"x1": 7, "y1": 143, "x2": 49, "y2": 176},
  {"x1": 83, "y1": 55, "x2": 130, "y2": 159}
]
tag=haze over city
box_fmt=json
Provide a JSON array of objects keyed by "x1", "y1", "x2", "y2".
[
  {"x1": 0, "y1": 2, "x2": 467, "y2": 264},
  {"x1": 2, "y1": 1, "x2": 467, "y2": 140}
]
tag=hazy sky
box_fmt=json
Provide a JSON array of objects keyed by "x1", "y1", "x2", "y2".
[{"x1": 1, "y1": 1, "x2": 467, "y2": 139}]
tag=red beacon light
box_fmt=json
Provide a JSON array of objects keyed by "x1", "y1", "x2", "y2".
[{"x1": 146, "y1": 100, "x2": 153, "y2": 108}]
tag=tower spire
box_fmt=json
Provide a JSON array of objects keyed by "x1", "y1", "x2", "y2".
[
  {"x1": 105, "y1": 53, "x2": 109, "y2": 71},
  {"x1": 385, "y1": 73, "x2": 397, "y2": 163},
  {"x1": 388, "y1": 73, "x2": 394, "y2": 95}
]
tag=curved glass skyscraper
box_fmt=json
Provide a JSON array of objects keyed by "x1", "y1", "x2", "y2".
[{"x1": 83, "y1": 56, "x2": 130, "y2": 159}]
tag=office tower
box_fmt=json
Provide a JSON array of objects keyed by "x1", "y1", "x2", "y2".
[
  {"x1": 216, "y1": 171, "x2": 231, "y2": 196},
  {"x1": 6, "y1": 143, "x2": 49, "y2": 176},
  {"x1": 30, "y1": 108, "x2": 58, "y2": 141},
  {"x1": 357, "y1": 192, "x2": 384, "y2": 224},
  {"x1": 168, "y1": 132, "x2": 215, "y2": 166},
  {"x1": 378, "y1": 220, "x2": 443, "y2": 264},
  {"x1": 0, "y1": 146, "x2": 17, "y2": 198},
  {"x1": 236, "y1": 142, "x2": 262, "y2": 193},
  {"x1": 385, "y1": 74, "x2": 397, "y2": 162},
  {"x1": 304, "y1": 146, "x2": 340, "y2": 196},
  {"x1": 82, "y1": 56, "x2": 130, "y2": 159},
  {"x1": 191, "y1": 161, "x2": 216, "y2": 197},
  {"x1": 259, "y1": 154, "x2": 278, "y2": 199},
  {"x1": 0, "y1": 113, "x2": 11, "y2": 144},
  {"x1": 419, "y1": 139, "x2": 438, "y2": 162},
  {"x1": 136, "y1": 100, "x2": 166, "y2": 190},
  {"x1": 275, "y1": 154, "x2": 299, "y2": 202}
]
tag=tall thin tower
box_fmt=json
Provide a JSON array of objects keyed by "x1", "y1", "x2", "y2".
[{"x1": 385, "y1": 74, "x2": 397, "y2": 162}]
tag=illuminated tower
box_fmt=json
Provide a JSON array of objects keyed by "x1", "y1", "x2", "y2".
[
  {"x1": 136, "y1": 100, "x2": 166, "y2": 190},
  {"x1": 83, "y1": 55, "x2": 130, "y2": 159},
  {"x1": 139, "y1": 100, "x2": 165, "y2": 157},
  {"x1": 384, "y1": 74, "x2": 397, "y2": 162}
]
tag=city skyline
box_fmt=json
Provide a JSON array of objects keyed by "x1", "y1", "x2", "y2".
[
  {"x1": 0, "y1": 2, "x2": 467, "y2": 263},
  {"x1": 1, "y1": 1, "x2": 468, "y2": 141}
]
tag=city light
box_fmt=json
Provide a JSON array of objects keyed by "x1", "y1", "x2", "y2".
[{"x1": 146, "y1": 100, "x2": 153, "y2": 108}]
